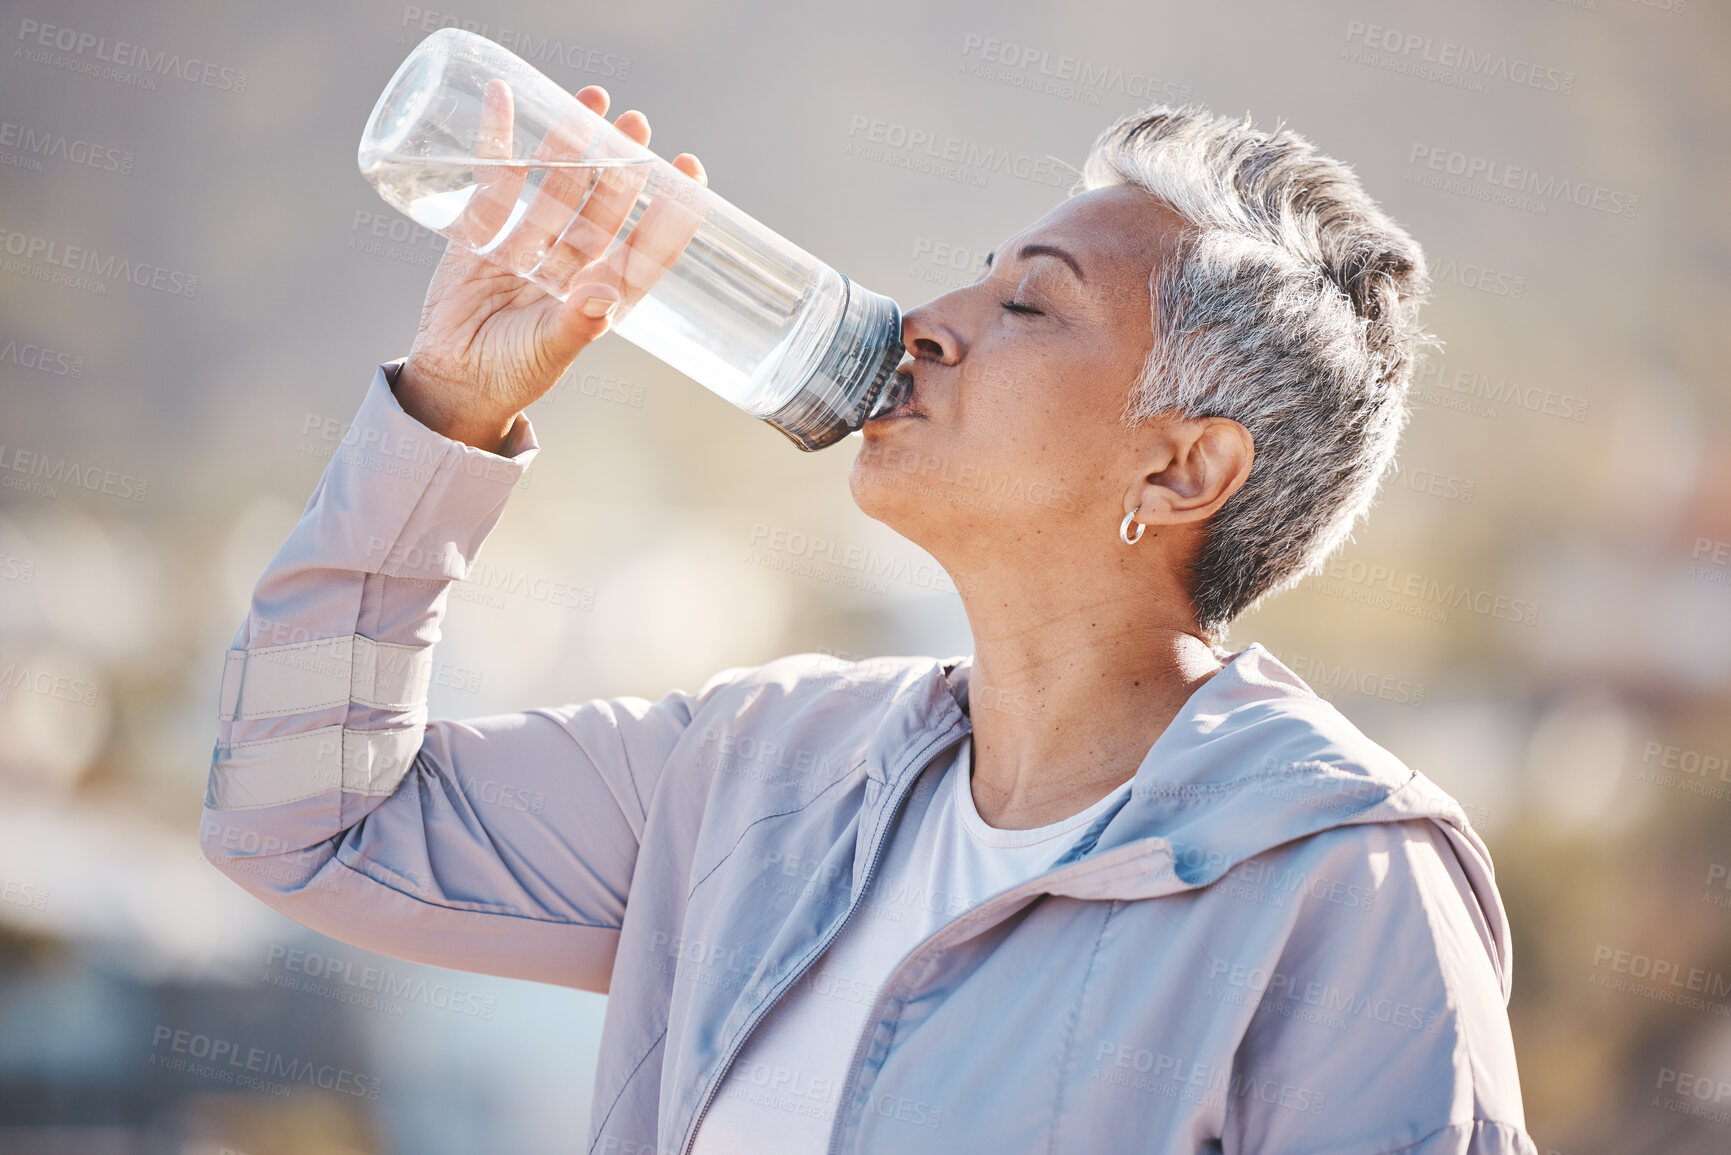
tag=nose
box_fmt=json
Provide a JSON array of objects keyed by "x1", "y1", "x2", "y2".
[{"x1": 899, "y1": 301, "x2": 962, "y2": 367}]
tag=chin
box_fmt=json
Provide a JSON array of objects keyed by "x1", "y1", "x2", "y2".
[
  {"x1": 848, "y1": 442, "x2": 934, "y2": 531},
  {"x1": 846, "y1": 450, "x2": 903, "y2": 525}
]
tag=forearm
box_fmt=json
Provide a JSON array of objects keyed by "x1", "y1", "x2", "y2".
[{"x1": 201, "y1": 358, "x2": 537, "y2": 924}]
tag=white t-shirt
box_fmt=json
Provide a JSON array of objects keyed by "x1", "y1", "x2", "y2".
[{"x1": 690, "y1": 736, "x2": 1134, "y2": 1154}]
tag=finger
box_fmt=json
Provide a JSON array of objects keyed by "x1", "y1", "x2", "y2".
[
  {"x1": 545, "y1": 135, "x2": 687, "y2": 273},
  {"x1": 672, "y1": 153, "x2": 707, "y2": 186},
  {"x1": 575, "y1": 85, "x2": 609, "y2": 117},
  {"x1": 535, "y1": 157, "x2": 652, "y2": 293},
  {"x1": 454, "y1": 79, "x2": 526, "y2": 246},
  {"x1": 588, "y1": 169, "x2": 707, "y2": 308},
  {"x1": 614, "y1": 109, "x2": 650, "y2": 148},
  {"x1": 533, "y1": 102, "x2": 651, "y2": 271},
  {"x1": 533, "y1": 113, "x2": 658, "y2": 286},
  {"x1": 480, "y1": 79, "x2": 513, "y2": 159},
  {"x1": 485, "y1": 100, "x2": 609, "y2": 275},
  {"x1": 504, "y1": 97, "x2": 648, "y2": 272}
]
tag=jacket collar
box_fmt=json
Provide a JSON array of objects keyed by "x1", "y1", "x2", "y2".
[{"x1": 902, "y1": 644, "x2": 1514, "y2": 997}]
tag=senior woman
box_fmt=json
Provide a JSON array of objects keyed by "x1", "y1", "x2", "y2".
[{"x1": 202, "y1": 86, "x2": 1537, "y2": 1154}]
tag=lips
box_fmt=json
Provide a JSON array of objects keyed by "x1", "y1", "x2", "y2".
[{"x1": 866, "y1": 368, "x2": 920, "y2": 422}]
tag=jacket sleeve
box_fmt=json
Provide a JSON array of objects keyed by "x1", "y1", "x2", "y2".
[
  {"x1": 199, "y1": 359, "x2": 717, "y2": 993},
  {"x1": 1219, "y1": 820, "x2": 1539, "y2": 1155}
]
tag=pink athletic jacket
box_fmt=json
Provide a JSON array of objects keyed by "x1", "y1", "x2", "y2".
[{"x1": 201, "y1": 359, "x2": 1539, "y2": 1154}]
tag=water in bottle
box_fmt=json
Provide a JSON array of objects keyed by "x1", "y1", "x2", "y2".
[{"x1": 359, "y1": 29, "x2": 910, "y2": 449}]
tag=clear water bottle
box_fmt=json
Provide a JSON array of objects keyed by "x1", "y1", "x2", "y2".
[{"x1": 357, "y1": 27, "x2": 910, "y2": 450}]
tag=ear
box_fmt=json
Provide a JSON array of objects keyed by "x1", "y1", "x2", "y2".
[{"x1": 1126, "y1": 417, "x2": 1254, "y2": 527}]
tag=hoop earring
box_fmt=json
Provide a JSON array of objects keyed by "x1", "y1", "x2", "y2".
[{"x1": 1120, "y1": 507, "x2": 1145, "y2": 546}]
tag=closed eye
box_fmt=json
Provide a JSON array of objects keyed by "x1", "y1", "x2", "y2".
[{"x1": 1001, "y1": 301, "x2": 1043, "y2": 316}]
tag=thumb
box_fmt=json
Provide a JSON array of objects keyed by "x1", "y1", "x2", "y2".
[
  {"x1": 547, "y1": 283, "x2": 622, "y2": 357},
  {"x1": 575, "y1": 283, "x2": 621, "y2": 324}
]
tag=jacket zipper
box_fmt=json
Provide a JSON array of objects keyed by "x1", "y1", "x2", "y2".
[
  {"x1": 822, "y1": 838, "x2": 1163, "y2": 1155},
  {"x1": 677, "y1": 729, "x2": 967, "y2": 1155}
]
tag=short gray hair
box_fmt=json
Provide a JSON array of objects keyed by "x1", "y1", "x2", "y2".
[{"x1": 1078, "y1": 104, "x2": 1435, "y2": 640}]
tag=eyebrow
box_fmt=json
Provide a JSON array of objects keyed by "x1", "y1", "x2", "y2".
[{"x1": 982, "y1": 243, "x2": 1086, "y2": 283}]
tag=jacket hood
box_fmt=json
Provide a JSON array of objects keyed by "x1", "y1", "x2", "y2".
[{"x1": 933, "y1": 642, "x2": 1515, "y2": 1000}]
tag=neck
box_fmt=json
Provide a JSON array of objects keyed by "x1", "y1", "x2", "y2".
[{"x1": 951, "y1": 557, "x2": 1226, "y2": 830}]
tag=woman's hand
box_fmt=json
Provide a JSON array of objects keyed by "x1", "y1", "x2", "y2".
[{"x1": 394, "y1": 83, "x2": 708, "y2": 453}]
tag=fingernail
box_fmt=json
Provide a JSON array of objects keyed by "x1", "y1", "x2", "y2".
[{"x1": 583, "y1": 294, "x2": 618, "y2": 319}]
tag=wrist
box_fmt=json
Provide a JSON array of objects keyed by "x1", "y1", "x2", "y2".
[{"x1": 394, "y1": 361, "x2": 520, "y2": 455}]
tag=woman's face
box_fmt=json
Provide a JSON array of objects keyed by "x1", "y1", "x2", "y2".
[{"x1": 849, "y1": 185, "x2": 1188, "y2": 569}]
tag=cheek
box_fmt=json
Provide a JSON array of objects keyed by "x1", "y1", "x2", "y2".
[
  {"x1": 934, "y1": 410, "x2": 1094, "y2": 520},
  {"x1": 976, "y1": 384, "x2": 1131, "y2": 514},
  {"x1": 959, "y1": 363, "x2": 1092, "y2": 467}
]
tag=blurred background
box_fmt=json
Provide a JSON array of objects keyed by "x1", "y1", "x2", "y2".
[{"x1": 1, "y1": 0, "x2": 1727, "y2": 1150}]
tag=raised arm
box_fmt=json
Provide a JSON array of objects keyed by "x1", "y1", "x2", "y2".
[
  {"x1": 199, "y1": 358, "x2": 715, "y2": 990},
  {"x1": 201, "y1": 85, "x2": 715, "y2": 992}
]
